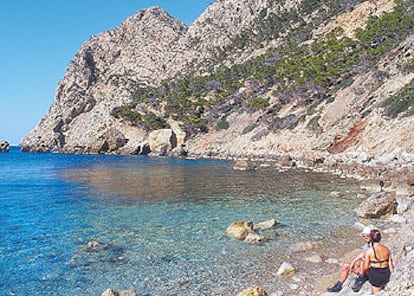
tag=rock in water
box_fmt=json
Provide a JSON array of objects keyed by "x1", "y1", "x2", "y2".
[
  {"x1": 0, "y1": 140, "x2": 10, "y2": 152},
  {"x1": 225, "y1": 220, "x2": 254, "y2": 240},
  {"x1": 237, "y1": 286, "x2": 268, "y2": 296}
]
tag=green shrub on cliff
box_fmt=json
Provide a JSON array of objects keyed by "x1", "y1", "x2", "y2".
[
  {"x1": 381, "y1": 81, "x2": 414, "y2": 118},
  {"x1": 111, "y1": 103, "x2": 141, "y2": 125},
  {"x1": 141, "y1": 112, "x2": 169, "y2": 130},
  {"x1": 247, "y1": 97, "x2": 270, "y2": 111},
  {"x1": 216, "y1": 120, "x2": 230, "y2": 130}
]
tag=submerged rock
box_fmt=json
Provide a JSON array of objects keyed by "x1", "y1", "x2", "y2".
[
  {"x1": 237, "y1": 286, "x2": 268, "y2": 296},
  {"x1": 244, "y1": 232, "x2": 265, "y2": 244},
  {"x1": 101, "y1": 288, "x2": 137, "y2": 296},
  {"x1": 290, "y1": 241, "x2": 320, "y2": 253},
  {"x1": 253, "y1": 219, "x2": 277, "y2": 231},
  {"x1": 225, "y1": 220, "x2": 254, "y2": 240},
  {"x1": 79, "y1": 240, "x2": 106, "y2": 252}
]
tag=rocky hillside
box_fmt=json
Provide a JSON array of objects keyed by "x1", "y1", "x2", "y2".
[{"x1": 21, "y1": 0, "x2": 414, "y2": 175}]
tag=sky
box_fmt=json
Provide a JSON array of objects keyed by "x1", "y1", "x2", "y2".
[{"x1": 0, "y1": 0, "x2": 214, "y2": 145}]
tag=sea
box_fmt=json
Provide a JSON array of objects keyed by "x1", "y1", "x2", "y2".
[{"x1": 0, "y1": 146, "x2": 364, "y2": 296}]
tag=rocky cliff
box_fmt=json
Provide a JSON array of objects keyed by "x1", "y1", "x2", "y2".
[{"x1": 21, "y1": 0, "x2": 413, "y2": 174}]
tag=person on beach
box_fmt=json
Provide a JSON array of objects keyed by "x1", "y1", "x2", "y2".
[
  {"x1": 361, "y1": 229, "x2": 394, "y2": 294},
  {"x1": 326, "y1": 226, "x2": 373, "y2": 293}
]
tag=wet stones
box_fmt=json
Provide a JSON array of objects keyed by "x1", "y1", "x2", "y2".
[{"x1": 225, "y1": 219, "x2": 277, "y2": 244}]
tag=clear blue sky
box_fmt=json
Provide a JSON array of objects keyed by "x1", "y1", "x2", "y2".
[{"x1": 0, "y1": 0, "x2": 214, "y2": 145}]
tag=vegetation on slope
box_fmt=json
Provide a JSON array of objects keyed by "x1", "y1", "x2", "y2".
[
  {"x1": 381, "y1": 79, "x2": 414, "y2": 118},
  {"x1": 111, "y1": 0, "x2": 414, "y2": 134}
]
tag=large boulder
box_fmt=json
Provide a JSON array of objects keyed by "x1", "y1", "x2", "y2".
[
  {"x1": 355, "y1": 192, "x2": 397, "y2": 218},
  {"x1": 90, "y1": 128, "x2": 126, "y2": 154},
  {"x1": 236, "y1": 286, "x2": 268, "y2": 296},
  {"x1": 386, "y1": 250, "x2": 414, "y2": 296},
  {"x1": 225, "y1": 221, "x2": 254, "y2": 240},
  {"x1": 148, "y1": 129, "x2": 177, "y2": 156},
  {"x1": 0, "y1": 140, "x2": 10, "y2": 152},
  {"x1": 101, "y1": 128, "x2": 126, "y2": 153}
]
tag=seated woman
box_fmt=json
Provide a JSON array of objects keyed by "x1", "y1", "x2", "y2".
[
  {"x1": 326, "y1": 226, "x2": 372, "y2": 293},
  {"x1": 361, "y1": 229, "x2": 394, "y2": 294}
]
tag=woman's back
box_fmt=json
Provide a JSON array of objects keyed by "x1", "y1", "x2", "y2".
[{"x1": 369, "y1": 243, "x2": 390, "y2": 268}]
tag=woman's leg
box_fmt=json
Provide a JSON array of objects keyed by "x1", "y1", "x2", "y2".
[{"x1": 339, "y1": 263, "x2": 351, "y2": 283}]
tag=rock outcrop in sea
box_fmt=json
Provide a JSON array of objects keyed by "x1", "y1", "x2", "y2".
[{"x1": 0, "y1": 140, "x2": 10, "y2": 152}]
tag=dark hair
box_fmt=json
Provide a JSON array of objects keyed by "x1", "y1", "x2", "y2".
[{"x1": 370, "y1": 229, "x2": 381, "y2": 243}]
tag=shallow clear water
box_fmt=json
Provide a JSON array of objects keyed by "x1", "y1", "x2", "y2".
[{"x1": 0, "y1": 147, "x2": 362, "y2": 295}]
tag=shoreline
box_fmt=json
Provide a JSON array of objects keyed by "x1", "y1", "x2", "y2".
[
  {"x1": 184, "y1": 149, "x2": 414, "y2": 295},
  {"x1": 12, "y1": 147, "x2": 414, "y2": 295}
]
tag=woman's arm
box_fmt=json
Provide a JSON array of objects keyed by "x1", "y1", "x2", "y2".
[
  {"x1": 350, "y1": 251, "x2": 365, "y2": 269},
  {"x1": 362, "y1": 250, "x2": 370, "y2": 275}
]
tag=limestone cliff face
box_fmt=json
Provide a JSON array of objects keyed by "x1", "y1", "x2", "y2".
[
  {"x1": 21, "y1": 0, "x2": 301, "y2": 153},
  {"x1": 21, "y1": 7, "x2": 188, "y2": 153},
  {"x1": 21, "y1": 0, "x2": 414, "y2": 171}
]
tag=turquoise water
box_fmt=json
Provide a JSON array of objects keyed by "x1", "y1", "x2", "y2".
[{"x1": 0, "y1": 147, "x2": 362, "y2": 295}]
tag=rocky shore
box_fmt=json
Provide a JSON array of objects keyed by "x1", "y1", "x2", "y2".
[
  {"x1": 228, "y1": 152, "x2": 414, "y2": 295},
  {"x1": 100, "y1": 149, "x2": 413, "y2": 296}
]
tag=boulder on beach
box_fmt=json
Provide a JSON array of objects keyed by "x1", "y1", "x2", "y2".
[
  {"x1": 355, "y1": 191, "x2": 397, "y2": 218},
  {"x1": 277, "y1": 262, "x2": 296, "y2": 276},
  {"x1": 225, "y1": 220, "x2": 254, "y2": 240},
  {"x1": 236, "y1": 286, "x2": 268, "y2": 296}
]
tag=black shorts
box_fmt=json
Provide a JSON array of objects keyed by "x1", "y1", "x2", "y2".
[{"x1": 368, "y1": 267, "x2": 390, "y2": 287}]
